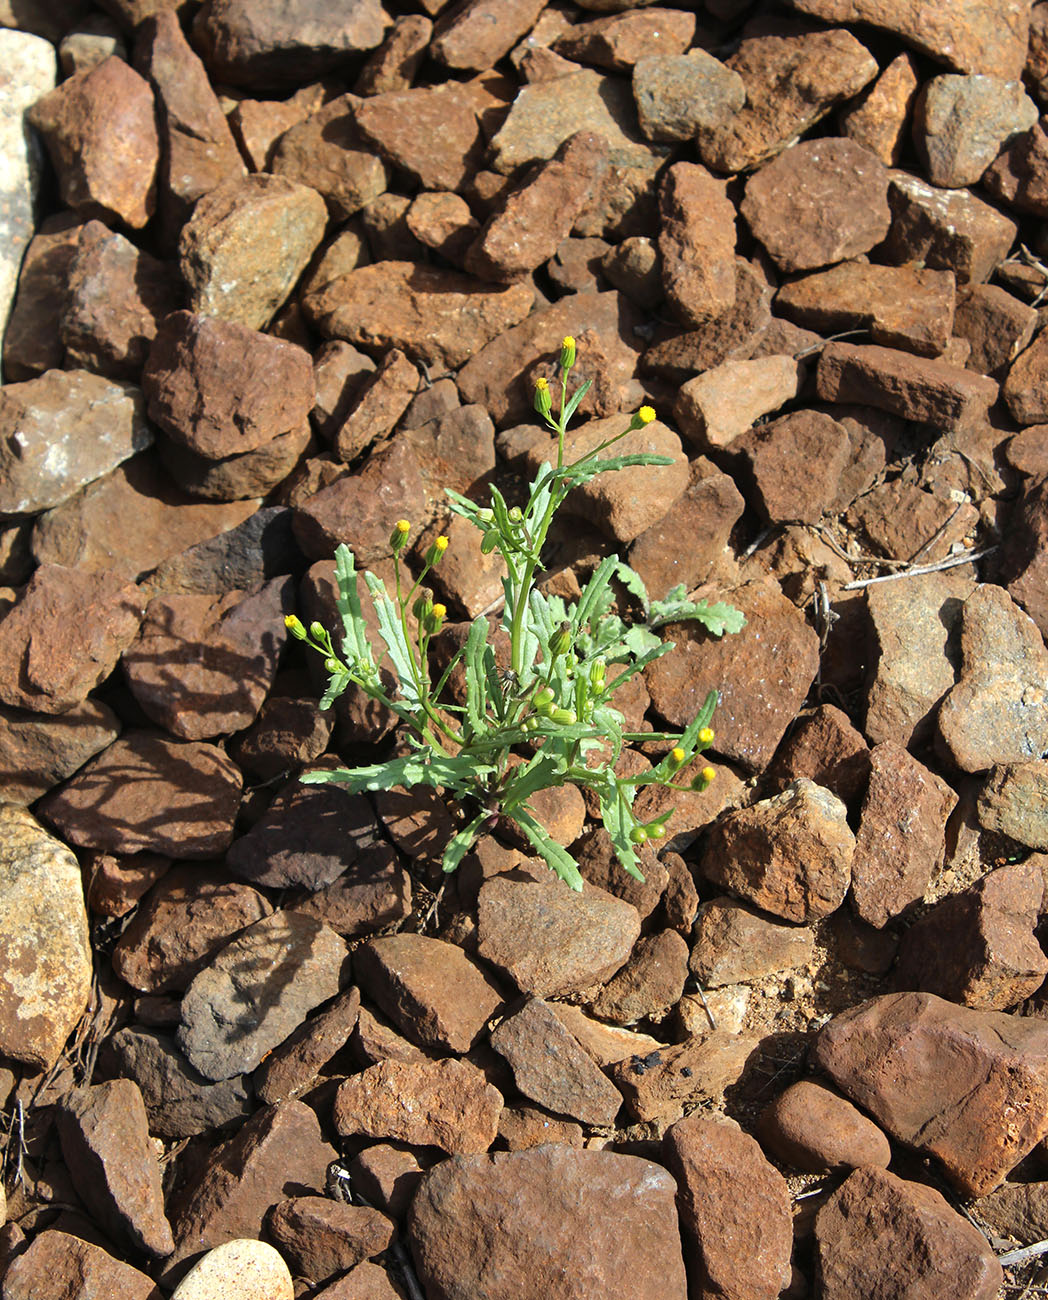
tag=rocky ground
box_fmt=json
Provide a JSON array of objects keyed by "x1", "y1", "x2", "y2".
[{"x1": 0, "y1": 0, "x2": 1047, "y2": 1297}]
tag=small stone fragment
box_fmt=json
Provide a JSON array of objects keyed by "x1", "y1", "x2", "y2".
[
  {"x1": 735, "y1": 409, "x2": 851, "y2": 523},
  {"x1": 978, "y1": 761, "x2": 1048, "y2": 849},
  {"x1": 1, "y1": 1229, "x2": 161, "y2": 1300},
  {"x1": 838, "y1": 51, "x2": 919, "y2": 165},
  {"x1": 610, "y1": 1031, "x2": 757, "y2": 1124},
  {"x1": 589, "y1": 929, "x2": 689, "y2": 1024},
  {"x1": 267, "y1": 1197, "x2": 395, "y2": 1286},
  {"x1": 757, "y1": 1079, "x2": 892, "y2": 1173},
  {"x1": 633, "y1": 49, "x2": 745, "y2": 142},
  {"x1": 690, "y1": 897, "x2": 815, "y2": 988}
]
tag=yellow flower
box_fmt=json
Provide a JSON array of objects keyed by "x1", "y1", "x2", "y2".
[
  {"x1": 670, "y1": 746, "x2": 686, "y2": 764},
  {"x1": 432, "y1": 602, "x2": 447, "y2": 619},
  {"x1": 435, "y1": 535, "x2": 448, "y2": 553},
  {"x1": 638, "y1": 405, "x2": 656, "y2": 424},
  {"x1": 395, "y1": 519, "x2": 410, "y2": 534},
  {"x1": 701, "y1": 765, "x2": 716, "y2": 783},
  {"x1": 698, "y1": 727, "x2": 714, "y2": 745},
  {"x1": 560, "y1": 336, "x2": 576, "y2": 370}
]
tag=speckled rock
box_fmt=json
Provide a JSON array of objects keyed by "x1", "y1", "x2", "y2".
[{"x1": 169, "y1": 1239, "x2": 293, "y2": 1300}]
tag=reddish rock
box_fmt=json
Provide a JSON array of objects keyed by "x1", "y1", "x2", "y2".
[
  {"x1": 333, "y1": 1058, "x2": 502, "y2": 1154},
  {"x1": 657, "y1": 161, "x2": 736, "y2": 328},
  {"x1": 406, "y1": 191, "x2": 479, "y2": 264},
  {"x1": 914, "y1": 73, "x2": 1037, "y2": 189},
  {"x1": 848, "y1": 476, "x2": 978, "y2": 563},
  {"x1": 229, "y1": 693, "x2": 333, "y2": 781},
  {"x1": 270, "y1": 94, "x2": 390, "y2": 220},
  {"x1": 0, "y1": 564, "x2": 142, "y2": 714},
  {"x1": 254, "y1": 986, "x2": 360, "y2": 1104},
  {"x1": 978, "y1": 760, "x2": 1048, "y2": 849},
  {"x1": 38, "y1": 730, "x2": 241, "y2": 859},
  {"x1": 757, "y1": 1079, "x2": 892, "y2": 1173},
  {"x1": 347, "y1": 1144, "x2": 425, "y2": 1218},
  {"x1": 880, "y1": 170, "x2": 1017, "y2": 283},
  {"x1": 352, "y1": 1005, "x2": 431, "y2": 1068},
  {"x1": 334, "y1": 349, "x2": 420, "y2": 462},
  {"x1": 645, "y1": 579, "x2": 820, "y2": 773},
  {"x1": 660, "y1": 851, "x2": 700, "y2": 933},
  {"x1": 850, "y1": 742, "x2": 957, "y2": 928},
  {"x1": 814, "y1": 1166, "x2": 1003, "y2": 1300},
  {"x1": 408, "y1": 1146, "x2": 687, "y2": 1300},
  {"x1": 1, "y1": 1230, "x2": 161, "y2": 1300},
  {"x1": 267, "y1": 1197, "x2": 395, "y2": 1286},
  {"x1": 431, "y1": 0, "x2": 544, "y2": 70},
  {"x1": 700, "y1": 779, "x2": 854, "y2": 923},
  {"x1": 694, "y1": 22, "x2": 878, "y2": 173},
  {"x1": 403, "y1": 403, "x2": 495, "y2": 501},
  {"x1": 28, "y1": 57, "x2": 158, "y2": 228},
  {"x1": 673, "y1": 355, "x2": 801, "y2": 452},
  {"x1": 112, "y1": 864, "x2": 271, "y2": 994},
  {"x1": 574, "y1": 827, "x2": 668, "y2": 921},
  {"x1": 3, "y1": 212, "x2": 84, "y2": 381},
  {"x1": 838, "y1": 51, "x2": 919, "y2": 165},
  {"x1": 56, "y1": 1079, "x2": 173, "y2": 1256},
  {"x1": 1004, "y1": 331, "x2": 1048, "y2": 426},
  {"x1": 690, "y1": 897, "x2": 815, "y2": 988},
  {"x1": 497, "y1": 1105, "x2": 585, "y2": 1151},
  {"x1": 763, "y1": 704, "x2": 870, "y2": 804},
  {"x1": 489, "y1": 998, "x2": 624, "y2": 1127},
  {"x1": 353, "y1": 84, "x2": 489, "y2": 192},
  {"x1": 633, "y1": 49, "x2": 745, "y2": 143},
  {"x1": 813, "y1": 990, "x2": 1048, "y2": 1195},
  {"x1": 956, "y1": 283, "x2": 1038, "y2": 380},
  {"x1": 0, "y1": 698, "x2": 121, "y2": 805},
  {"x1": 1000, "y1": 475, "x2": 1048, "y2": 638},
  {"x1": 556, "y1": 8, "x2": 695, "y2": 71},
  {"x1": 735, "y1": 409, "x2": 851, "y2": 524},
  {"x1": 937, "y1": 584, "x2": 1048, "y2": 772},
  {"x1": 476, "y1": 875, "x2": 641, "y2": 997},
  {"x1": 589, "y1": 929, "x2": 689, "y2": 1024},
  {"x1": 894, "y1": 862, "x2": 1048, "y2": 1009},
  {"x1": 664, "y1": 1114, "x2": 793, "y2": 1300},
  {"x1": 546, "y1": 1003, "x2": 663, "y2": 1068},
  {"x1": 610, "y1": 1031, "x2": 758, "y2": 1124},
  {"x1": 355, "y1": 12, "x2": 432, "y2": 94}
]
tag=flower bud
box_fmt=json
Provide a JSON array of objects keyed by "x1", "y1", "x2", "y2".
[
  {"x1": 390, "y1": 519, "x2": 410, "y2": 552},
  {"x1": 589, "y1": 657, "x2": 606, "y2": 686},
  {"x1": 629, "y1": 826, "x2": 648, "y2": 844},
  {"x1": 412, "y1": 591, "x2": 433, "y2": 621},
  {"x1": 533, "y1": 686, "x2": 555, "y2": 708},
  {"x1": 628, "y1": 405, "x2": 657, "y2": 431},
  {"x1": 507, "y1": 506, "x2": 523, "y2": 523},
  {"x1": 426, "y1": 535, "x2": 449, "y2": 567},
  {"x1": 670, "y1": 746, "x2": 686, "y2": 765},
  {"x1": 560, "y1": 336, "x2": 576, "y2": 371},
  {"x1": 423, "y1": 603, "x2": 447, "y2": 635},
  {"x1": 648, "y1": 823, "x2": 666, "y2": 839},
  {"x1": 549, "y1": 707, "x2": 576, "y2": 726},
  {"x1": 480, "y1": 531, "x2": 498, "y2": 554},
  {"x1": 477, "y1": 508, "x2": 494, "y2": 523},
  {"x1": 698, "y1": 727, "x2": 715, "y2": 745},
  {"x1": 284, "y1": 614, "x2": 307, "y2": 640},
  {"x1": 691, "y1": 766, "x2": 716, "y2": 792},
  {"x1": 324, "y1": 657, "x2": 340, "y2": 673},
  {"x1": 550, "y1": 623, "x2": 572, "y2": 658},
  {"x1": 309, "y1": 621, "x2": 327, "y2": 641},
  {"x1": 534, "y1": 376, "x2": 552, "y2": 418}
]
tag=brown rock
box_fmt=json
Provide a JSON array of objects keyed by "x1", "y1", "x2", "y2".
[
  {"x1": 978, "y1": 760, "x2": 1048, "y2": 850},
  {"x1": 497, "y1": 1105, "x2": 585, "y2": 1151},
  {"x1": 333, "y1": 349, "x2": 420, "y2": 462},
  {"x1": 160, "y1": 419, "x2": 313, "y2": 502},
  {"x1": 3, "y1": 212, "x2": 84, "y2": 381},
  {"x1": 673, "y1": 355, "x2": 801, "y2": 451},
  {"x1": 700, "y1": 779, "x2": 854, "y2": 923},
  {"x1": 405, "y1": 191, "x2": 479, "y2": 265},
  {"x1": 351, "y1": 1005, "x2": 431, "y2": 1068},
  {"x1": 355, "y1": 13, "x2": 432, "y2": 94},
  {"x1": 847, "y1": 476, "x2": 979, "y2": 563},
  {"x1": 403, "y1": 403, "x2": 495, "y2": 502},
  {"x1": 838, "y1": 51, "x2": 919, "y2": 165},
  {"x1": 1004, "y1": 331, "x2": 1048, "y2": 425},
  {"x1": 813, "y1": 990, "x2": 1048, "y2": 1195},
  {"x1": 894, "y1": 862, "x2": 1048, "y2": 1009},
  {"x1": 1, "y1": 1230, "x2": 161, "y2": 1300},
  {"x1": 814, "y1": 1166, "x2": 1003, "y2": 1300},
  {"x1": 763, "y1": 704, "x2": 870, "y2": 804},
  {"x1": 432, "y1": 0, "x2": 546, "y2": 71},
  {"x1": 304, "y1": 260, "x2": 535, "y2": 373},
  {"x1": 633, "y1": 49, "x2": 745, "y2": 144},
  {"x1": 645, "y1": 579, "x2": 820, "y2": 773},
  {"x1": 270, "y1": 94, "x2": 391, "y2": 220},
  {"x1": 267, "y1": 1196, "x2": 395, "y2": 1285},
  {"x1": 347, "y1": 1144, "x2": 424, "y2": 1218},
  {"x1": 589, "y1": 929, "x2": 689, "y2": 1024},
  {"x1": 850, "y1": 743, "x2": 957, "y2": 928},
  {"x1": 610, "y1": 1031, "x2": 758, "y2": 1124},
  {"x1": 545, "y1": 1003, "x2": 663, "y2": 1068},
  {"x1": 112, "y1": 864, "x2": 271, "y2": 994},
  {"x1": 574, "y1": 826, "x2": 668, "y2": 921},
  {"x1": 0, "y1": 698, "x2": 121, "y2": 805},
  {"x1": 56, "y1": 1079, "x2": 173, "y2": 1256},
  {"x1": 556, "y1": 8, "x2": 696, "y2": 71},
  {"x1": 178, "y1": 173, "x2": 328, "y2": 329},
  {"x1": 657, "y1": 161, "x2": 735, "y2": 327},
  {"x1": 1000, "y1": 476, "x2": 1048, "y2": 638},
  {"x1": 817, "y1": 341, "x2": 998, "y2": 431},
  {"x1": 38, "y1": 729, "x2": 242, "y2": 858},
  {"x1": 254, "y1": 987, "x2": 360, "y2": 1104},
  {"x1": 333, "y1": 1058, "x2": 502, "y2": 1154},
  {"x1": 489, "y1": 998, "x2": 624, "y2": 1126},
  {"x1": 0, "y1": 565, "x2": 142, "y2": 714},
  {"x1": 975, "y1": 1179, "x2": 1048, "y2": 1245},
  {"x1": 690, "y1": 897, "x2": 815, "y2": 988},
  {"x1": 694, "y1": 21, "x2": 878, "y2": 174},
  {"x1": 408, "y1": 1146, "x2": 687, "y2": 1300},
  {"x1": 914, "y1": 73, "x2": 1038, "y2": 189},
  {"x1": 735, "y1": 409, "x2": 851, "y2": 524},
  {"x1": 879, "y1": 170, "x2": 1017, "y2": 283},
  {"x1": 985, "y1": 119, "x2": 1048, "y2": 217},
  {"x1": 776, "y1": 262, "x2": 955, "y2": 356},
  {"x1": 664, "y1": 1114, "x2": 793, "y2": 1300},
  {"x1": 954, "y1": 283, "x2": 1037, "y2": 378},
  {"x1": 937, "y1": 584, "x2": 1048, "y2": 772},
  {"x1": 84, "y1": 849, "x2": 170, "y2": 919},
  {"x1": 353, "y1": 84, "x2": 489, "y2": 191},
  {"x1": 757, "y1": 1079, "x2": 892, "y2": 1173},
  {"x1": 28, "y1": 57, "x2": 158, "y2": 228}
]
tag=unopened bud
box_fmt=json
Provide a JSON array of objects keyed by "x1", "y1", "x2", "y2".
[
  {"x1": 284, "y1": 614, "x2": 307, "y2": 640},
  {"x1": 534, "y1": 376, "x2": 552, "y2": 418},
  {"x1": 507, "y1": 506, "x2": 523, "y2": 523},
  {"x1": 324, "y1": 657, "x2": 340, "y2": 673},
  {"x1": 550, "y1": 623, "x2": 572, "y2": 658},
  {"x1": 589, "y1": 657, "x2": 606, "y2": 686},
  {"x1": 412, "y1": 591, "x2": 433, "y2": 621},
  {"x1": 477, "y1": 508, "x2": 494, "y2": 523},
  {"x1": 560, "y1": 335, "x2": 576, "y2": 371},
  {"x1": 692, "y1": 766, "x2": 716, "y2": 792},
  {"x1": 309, "y1": 621, "x2": 326, "y2": 641},
  {"x1": 549, "y1": 707, "x2": 576, "y2": 726},
  {"x1": 480, "y1": 531, "x2": 498, "y2": 554},
  {"x1": 629, "y1": 825, "x2": 648, "y2": 844}
]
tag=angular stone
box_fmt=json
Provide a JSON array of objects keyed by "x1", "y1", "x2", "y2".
[
  {"x1": 490, "y1": 998, "x2": 624, "y2": 1126},
  {"x1": 254, "y1": 987, "x2": 360, "y2": 1105},
  {"x1": 813, "y1": 991, "x2": 1048, "y2": 1195},
  {"x1": 159, "y1": 419, "x2": 312, "y2": 502},
  {"x1": 645, "y1": 579, "x2": 820, "y2": 773},
  {"x1": 1000, "y1": 476, "x2": 1048, "y2": 638},
  {"x1": 850, "y1": 743, "x2": 957, "y2": 929},
  {"x1": 673, "y1": 355, "x2": 801, "y2": 451},
  {"x1": 573, "y1": 826, "x2": 668, "y2": 921},
  {"x1": 610, "y1": 1031, "x2": 758, "y2": 1125},
  {"x1": 3, "y1": 212, "x2": 83, "y2": 382},
  {"x1": 694, "y1": 21, "x2": 878, "y2": 173},
  {"x1": 978, "y1": 761, "x2": 1048, "y2": 850},
  {"x1": 984, "y1": 119, "x2": 1048, "y2": 217},
  {"x1": 664, "y1": 1114, "x2": 793, "y2": 1300},
  {"x1": 789, "y1": 0, "x2": 1030, "y2": 79},
  {"x1": 589, "y1": 929, "x2": 689, "y2": 1024},
  {"x1": 0, "y1": 565, "x2": 142, "y2": 714},
  {"x1": 814, "y1": 1166, "x2": 1003, "y2": 1300},
  {"x1": 169, "y1": 1240, "x2": 293, "y2": 1300},
  {"x1": 937, "y1": 584, "x2": 1048, "y2": 772},
  {"x1": 347, "y1": 1144, "x2": 424, "y2": 1217},
  {"x1": 305, "y1": 261, "x2": 534, "y2": 373},
  {"x1": 476, "y1": 875, "x2": 641, "y2": 997},
  {"x1": 914, "y1": 73, "x2": 1037, "y2": 188},
  {"x1": 0, "y1": 806, "x2": 91, "y2": 1071},
  {"x1": 334, "y1": 1058, "x2": 502, "y2": 1154},
  {"x1": 408, "y1": 1146, "x2": 687, "y2": 1300},
  {"x1": 178, "y1": 174, "x2": 328, "y2": 329},
  {"x1": 658, "y1": 161, "x2": 735, "y2": 327},
  {"x1": 776, "y1": 262, "x2": 955, "y2": 356},
  {"x1": 735, "y1": 409, "x2": 851, "y2": 524},
  {"x1": 112, "y1": 864, "x2": 271, "y2": 994},
  {"x1": 38, "y1": 730, "x2": 242, "y2": 858},
  {"x1": 333, "y1": 348, "x2": 420, "y2": 462},
  {"x1": 975, "y1": 1179, "x2": 1048, "y2": 1245},
  {"x1": 432, "y1": 0, "x2": 546, "y2": 71},
  {"x1": 690, "y1": 897, "x2": 815, "y2": 988},
  {"x1": 0, "y1": 369, "x2": 152, "y2": 517},
  {"x1": 270, "y1": 94, "x2": 390, "y2": 221},
  {"x1": 838, "y1": 51, "x2": 919, "y2": 165},
  {"x1": 123, "y1": 579, "x2": 293, "y2": 740},
  {"x1": 352, "y1": 84, "x2": 488, "y2": 191},
  {"x1": 190, "y1": 0, "x2": 389, "y2": 85},
  {"x1": 817, "y1": 341, "x2": 997, "y2": 431},
  {"x1": 355, "y1": 13, "x2": 432, "y2": 94},
  {"x1": 56, "y1": 1079, "x2": 173, "y2": 1256},
  {"x1": 757, "y1": 1079, "x2": 892, "y2": 1173},
  {"x1": 1003, "y1": 331, "x2": 1048, "y2": 425},
  {"x1": 894, "y1": 862, "x2": 1048, "y2": 1010},
  {"x1": 633, "y1": 49, "x2": 745, "y2": 142},
  {"x1": 178, "y1": 910, "x2": 349, "y2": 1081},
  {"x1": 497, "y1": 1105, "x2": 584, "y2": 1152},
  {"x1": 1, "y1": 1230, "x2": 161, "y2": 1300},
  {"x1": 742, "y1": 138, "x2": 889, "y2": 272},
  {"x1": 267, "y1": 1197, "x2": 394, "y2": 1286},
  {"x1": 355, "y1": 933, "x2": 503, "y2": 1054},
  {"x1": 880, "y1": 170, "x2": 1017, "y2": 283},
  {"x1": 700, "y1": 779, "x2": 854, "y2": 923},
  {"x1": 28, "y1": 56, "x2": 158, "y2": 228},
  {"x1": 140, "y1": 506, "x2": 297, "y2": 599},
  {"x1": 0, "y1": 698, "x2": 120, "y2": 805},
  {"x1": 954, "y1": 282, "x2": 1037, "y2": 377},
  {"x1": 763, "y1": 704, "x2": 870, "y2": 804}
]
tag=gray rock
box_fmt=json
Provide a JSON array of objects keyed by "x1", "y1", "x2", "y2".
[
  {"x1": 914, "y1": 74, "x2": 1038, "y2": 188},
  {"x1": 978, "y1": 761, "x2": 1048, "y2": 850},
  {"x1": 633, "y1": 50, "x2": 745, "y2": 143}
]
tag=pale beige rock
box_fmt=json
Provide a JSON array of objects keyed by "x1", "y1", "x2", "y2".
[
  {"x1": 674, "y1": 356, "x2": 801, "y2": 450},
  {"x1": 170, "y1": 1239, "x2": 294, "y2": 1300}
]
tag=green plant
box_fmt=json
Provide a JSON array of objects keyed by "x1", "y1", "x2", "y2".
[{"x1": 287, "y1": 339, "x2": 745, "y2": 891}]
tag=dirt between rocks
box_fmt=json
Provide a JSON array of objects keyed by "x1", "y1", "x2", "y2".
[{"x1": 0, "y1": 0, "x2": 1047, "y2": 1297}]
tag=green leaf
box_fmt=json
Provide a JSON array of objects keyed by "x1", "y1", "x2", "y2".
[
  {"x1": 622, "y1": 623, "x2": 661, "y2": 658},
  {"x1": 649, "y1": 593, "x2": 747, "y2": 637},
  {"x1": 572, "y1": 554, "x2": 619, "y2": 638},
  {"x1": 501, "y1": 751, "x2": 567, "y2": 813},
  {"x1": 442, "y1": 811, "x2": 489, "y2": 875},
  {"x1": 512, "y1": 808, "x2": 584, "y2": 890},
  {"x1": 602, "y1": 640, "x2": 674, "y2": 692},
  {"x1": 613, "y1": 560, "x2": 650, "y2": 618},
  {"x1": 561, "y1": 377, "x2": 592, "y2": 426},
  {"x1": 333, "y1": 545, "x2": 373, "y2": 666},
  {"x1": 464, "y1": 615, "x2": 490, "y2": 735},
  {"x1": 319, "y1": 671, "x2": 351, "y2": 711},
  {"x1": 363, "y1": 571, "x2": 421, "y2": 709},
  {"x1": 597, "y1": 781, "x2": 645, "y2": 882},
  {"x1": 301, "y1": 749, "x2": 494, "y2": 795}
]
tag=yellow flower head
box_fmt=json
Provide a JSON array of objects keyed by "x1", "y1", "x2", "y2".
[
  {"x1": 638, "y1": 405, "x2": 656, "y2": 424},
  {"x1": 560, "y1": 336, "x2": 576, "y2": 370},
  {"x1": 432, "y1": 603, "x2": 447, "y2": 619},
  {"x1": 435, "y1": 535, "x2": 449, "y2": 553},
  {"x1": 535, "y1": 377, "x2": 549, "y2": 392},
  {"x1": 698, "y1": 727, "x2": 714, "y2": 744},
  {"x1": 701, "y1": 765, "x2": 716, "y2": 783},
  {"x1": 395, "y1": 519, "x2": 410, "y2": 534},
  {"x1": 670, "y1": 746, "x2": 686, "y2": 764}
]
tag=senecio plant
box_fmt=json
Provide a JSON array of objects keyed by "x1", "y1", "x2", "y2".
[{"x1": 286, "y1": 338, "x2": 744, "y2": 891}]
